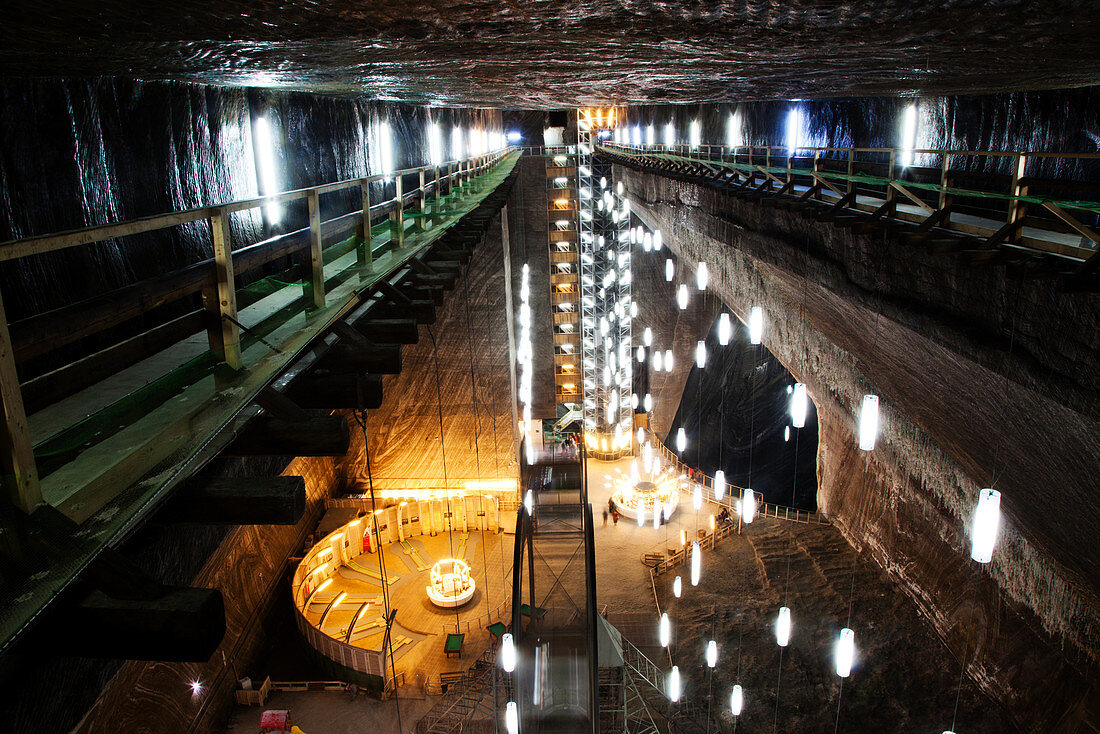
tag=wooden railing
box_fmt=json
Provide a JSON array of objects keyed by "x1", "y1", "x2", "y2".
[{"x1": 601, "y1": 142, "x2": 1100, "y2": 264}]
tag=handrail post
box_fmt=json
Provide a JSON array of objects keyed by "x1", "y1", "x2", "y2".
[
  {"x1": 0, "y1": 287, "x2": 41, "y2": 513},
  {"x1": 1007, "y1": 153, "x2": 1029, "y2": 243},
  {"x1": 306, "y1": 189, "x2": 326, "y2": 310},
  {"x1": 359, "y1": 179, "x2": 373, "y2": 277},
  {"x1": 418, "y1": 169, "x2": 428, "y2": 231},
  {"x1": 812, "y1": 150, "x2": 822, "y2": 200},
  {"x1": 847, "y1": 149, "x2": 855, "y2": 194},
  {"x1": 434, "y1": 165, "x2": 442, "y2": 204},
  {"x1": 938, "y1": 153, "x2": 952, "y2": 213},
  {"x1": 391, "y1": 175, "x2": 405, "y2": 248},
  {"x1": 887, "y1": 150, "x2": 898, "y2": 204},
  {"x1": 206, "y1": 208, "x2": 242, "y2": 370}
]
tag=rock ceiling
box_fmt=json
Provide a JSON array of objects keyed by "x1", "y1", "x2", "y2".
[{"x1": 4, "y1": 0, "x2": 1100, "y2": 106}]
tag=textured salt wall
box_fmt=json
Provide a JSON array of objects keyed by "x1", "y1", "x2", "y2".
[
  {"x1": 619, "y1": 165, "x2": 1100, "y2": 731},
  {"x1": 0, "y1": 77, "x2": 502, "y2": 320}
]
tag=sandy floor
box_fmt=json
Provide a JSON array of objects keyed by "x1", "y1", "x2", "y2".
[{"x1": 224, "y1": 689, "x2": 437, "y2": 734}]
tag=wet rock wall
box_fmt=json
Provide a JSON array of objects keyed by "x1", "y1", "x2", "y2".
[{"x1": 619, "y1": 164, "x2": 1100, "y2": 731}]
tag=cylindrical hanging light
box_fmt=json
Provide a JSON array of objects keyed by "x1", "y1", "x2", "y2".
[
  {"x1": 859, "y1": 394, "x2": 879, "y2": 451},
  {"x1": 665, "y1": 259, "x2": 674, "y2": 282},
  {"x1": 676, "y1": 427, "x2": 687, "y2": 453},
  {"x1": 693, "y1": 484, "x2": 703, "y2": 511},
  {"x1": 696, "y1": 262, "x2": 708, "y2": 290},
  {"x1": 970, "y1": 488, "x2": 1001, "y2": 563},
  {"x1": 784, "y1": 426, "x2": 790, "y2": 442},
  {"x1": 705, "y1": 640, "x2": 718, "y2": 669},
  {"x1": 730, "y1": 685, "x2": 744, "y2": 715},
  {"x1": 637, "y1": 345, "x2": 645, "y2": 362},
  {"x1": 714, "y1": 470, "x2": 726, "y2": 500},
  {"x1": 835, "y1": 627, "x2": 855, "y2": 678},
  {"x1": 654, "y1": 230, "x2": 663, "y2": 251},
  {"x1": 653, "y1": 351, "x2": 663, "y2": 372},
  {"x1": 637, "y1": 503, "x2": 646, "y2": 527},
  {"x1": 664, "y1": 349, "x2": 674, "y2": 370},
  {"x1": 775, "y1": 606, "x2": 792, "y2": 647},
  {"x1": 742, "y1": 488, "x2": 756, "y2": 523},
  {"x1": 524, "y1": 490, "x2": 533, "y2": 515},
  {"x1": 505, "y1": 701, "x2": 518, "y2": 734},
  {"x1": 659, "y1": 613, "x2": 671, "y2": 647},
  {"x1": 673, "y1": 575, "x2": 682, "y2": 598},
  {"x1": 644, "y1": 394, "x2": 653, "y2": 412},
  {"x1": 695, "y1": 341, "x2": 707, "y2": 368},
  {"x1": 748, "y1": 306, "x2": 763, "y2": 344},
  {"x1": 791, "y1": 383, "x2": 808, "y2": 428},
  {"x1": 643, "y1": 327, "x2": 653, "y2": 347},
  {"x1": 668, "y1": 666, "x2": 681, "y2": 702},
  {"x1": 679, "y1": 528, "x2": 687, "y2": 546},
  {"x1": 501, "y1": 633, "x2": 517, "y2": 673},
  {"x1": 690, "y1": 540, "x2": 701, "y2": 586},
  {"x1": 636, "y1": 427, "x2": 645, "y2": 443},
  {"x1": 718, "y1": 313, "x2": 732, "y2": 345},
  {"x1": 677, "y1": 284, "x2": 689, "y2": 310}
]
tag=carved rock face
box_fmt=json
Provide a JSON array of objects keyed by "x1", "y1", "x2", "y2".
[{"x1": 2, "y1": 2, "x2": 1099, "y2": 105}]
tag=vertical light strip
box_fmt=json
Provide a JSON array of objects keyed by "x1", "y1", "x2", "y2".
[{"x1": 252, "y1": 115, "x2": 282, "y2": 223}]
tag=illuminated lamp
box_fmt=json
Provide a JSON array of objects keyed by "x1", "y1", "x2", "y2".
[
  {"x1": 835, "y1": 628, "x2": 855, "y2": 678},
  {"x1": 859, "y1": 394, "x2": 879, "y2": 451},
  {"x1": 776, "y1": 606, "x2": 791, "y2": 647},
  {"x1": 714, "y1": 470, "x2": 726, "y2": 500},
  {"x1": 718, "y1": 313, "x2": 732, "y2": 345},
  {"x1": 690, "y1": 540, "x2": 701, "y2": 586},
  {"x1": 748, "y1": 306, "x2": 763, "y2": 345},
  {"x1": 742, "y1": 488, "x2": 756, "y2": 524},
  {"x1": 791, "y1": 383, "x2": 808, "y2": 428},
  {"x1": 970, "y1": 488, "x2": 1001, "y2": 564}
]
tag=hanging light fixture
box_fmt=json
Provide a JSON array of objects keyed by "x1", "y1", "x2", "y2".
[
  {"x1": 643, "y1": 327, "x2": 653, "y2": 347},
  {"x1": 835, "y1": 628, "x2": 855, "y2": 678},
  {"x1": 654, "y1": 230, "x2": 663, "y2": 250},
  {"x1": 668, "y1": 666, "x2": 682, "y2": 702},
  {"x1": 718, "y1": 313, "x2": 732, "y2": 345},
  {"x1": 775, "y1": 606, "x2": 792, "y2": 647},
  {"x1": 505, "y1": 701, "x2": 519, "y2": 734},
  {"x1": 664, "y1": 349, "x2": 674, "y2": 370},
  {"x1": 644, "y1": 393, "x2": 653, "y2": 411},
  {"x1": 653, "y1": 351, "x2": 663, "y2": 372},
  {"x1": 970, "y1": 488, "x2": 1001, "y2": 563},
  {"x1": 714, "y1": 470, "x2": 726, "y2": 500},
  {"x1": 637, "y1": 345, "x2": 645, "y2": 362},
  {"x1": 524, "y1": 490, "x2": 533, "y2": 515},
  {"x1": 748, "y1": 306, "x2": 763, "y2": 344},
  {"x1": 501, "y1": 633, "x2": 517, "y2": 673},
  {"x1": 676, "y1": 427, "x2": 687, "y2": 452},
  {"x1": 693, "y1": 484, "x2": 703, "y2": 511},
  {"x1": 742, "y1": 488, "x2": 756, "y2": 523},
  {"x1": 637, "y1": 503, "x2": 647, "y2": 527},
  {"x1": 673, "y1": 576, "x2": 682, "y2": 598},
  {"x1": 859, "y1": 394, "x2": 879, "y2": 451},
  {"x1": 706, "y1": 640, "x2": 718, "y2": 668},
  {"x1": 730, "y1": 685, "x2": 744, "y2": 715},
  {"x1": 695, "y1": 341, "x2": 706, "y2": 368},
  {"x1": 677, "y1": 284, "x2": 689, "y2": 310},
  {"x1": 791, "y1": 383, "x2": 808, "y2": 428},
  {"x1": 690, "y1": 540, "x2": 701, "y2": 586},
  {"x1": 696, "y1": 262, "x2": 708, "y2": 290},
  {"x1": 665, "y1": 259, "x2": 675, "y2": 282},
  {"x1": 659, "y1": 613, "x2": 671, "y2": 647},
  {"x1": 784, "y1": 426, "x2": 790, "y2": 442}
]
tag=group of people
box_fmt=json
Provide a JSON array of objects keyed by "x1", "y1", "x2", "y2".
[
  {"x1": 561, "y1": 434, "x2": 579, "y2": 460},
  {"x1": 603, "y1": 497, "x2": 620, "y2": 526}
]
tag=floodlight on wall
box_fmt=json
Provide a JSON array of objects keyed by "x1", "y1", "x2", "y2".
[
  {"x1": 727, "y1": 110, "x2": 744, "y2": 149},
  {"x1": 900, "y1": 103, "x2": 918, "y2": 168},
  {"x1": 970, "y1": 488, "x2": 1001, "y2": 563},
  {"x1": 646, "y1": 124, "x2": 656, "y2": 146},
  {"x1": 664, "y1": 122, "x2": 676, "y2": 148},
  {"x1": 689, "y1": 119, "x2": 701, "y2": 149},
  {"x1": 718, "y1": 313, "x2": 732, "y2": 345},
  {"x1": 775, "y1": 606, "x2": 792, "y2": 647},
  {"x1": 791, "y1": 383, "x2": 808, "y2": 429},
  {"x1": 429, "y1": 121, "x2": 444, "y2": 166},
  {"x1": 252, "y1": 116, "x2": 282, "y2": 223},
  {"x1": 372, "y1": 120, "x2": 395, "y2": 179},
  {"x1": 748, "y1": 307, "x2": 763, "y2": 344},
  {"x1": 859, "y1": 394, "x2": 879, "y2": 451},
  {"x1": 835, "y1": 628, "x2": 855, "y2": 678}
]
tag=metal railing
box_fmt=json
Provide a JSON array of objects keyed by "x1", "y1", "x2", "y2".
[{"x1": 601, "y1": 142, "x2": 1100, "y2": 265}]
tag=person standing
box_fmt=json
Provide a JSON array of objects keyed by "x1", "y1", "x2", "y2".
[{"x1": 602, "y1": 508, "x2": 609, "y2": 526}]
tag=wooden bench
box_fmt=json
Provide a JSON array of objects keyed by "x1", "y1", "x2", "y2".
[
  {"x1": 444, "y1": 633, "x2": 465, "y2": 658},
  {"x1": 234, "y1": 676, "x2": 272, "y2": 706}
]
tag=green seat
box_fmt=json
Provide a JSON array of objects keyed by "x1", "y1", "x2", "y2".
[
  {"x1": 487, "y1": 622, "x2": 506, "y2": 638},
  {"x1": 444, "y1": 633, "x2": 465, "y2": 658},
  {"x1": 520, "y1": 604, "x2": 547, "y2": 618}
]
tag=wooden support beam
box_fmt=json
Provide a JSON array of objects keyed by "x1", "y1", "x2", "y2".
[
  {"x1": 358, "y1": 179, "x2": 373, "y2": 273},
  {"x1": 914, "y1": 205, "x2": 953, "y2": 234},
  {"x1": 1041, "y1": 202, "x2": 1100, "y2": 246},
  {"x1": 318, "y1": 343, "x2": 402, "y2": 374},
  {"x1": 0, "y1": 288, "x2": 41, "y2": 512},
  {"x1": 889, "y1": 181, "x2": 935, "y2": 213},
  {"x1": 254, "y1": 387, "x2": 310, "y2": 422},
  {"x1": 369, "y1": 300, "x2": 436, "y2": 324},
  {"x1": 285, "y1": 372, "x2": 383, "y2": 410},
  {"x1": 306, "y1": 190, "x2": 326, "y2": 310},
  {"x1": 225, "y1": 415, "x2": 350, "y2": 457},
  {"x1": 161, "y1": 475, "x2": 307, "y2": 526},
  {"x1": 376, "y1": 280, "x2": 413, "y2": 304},
  {"x1": 357, "y1": 318, "x2": 420, "y2": 345}
]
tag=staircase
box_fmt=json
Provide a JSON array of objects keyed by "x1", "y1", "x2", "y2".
[
  {"x1": 618, "y1": 631, "x2": 719, "y2": 734},
  {"x1": 415, "y1": 646, "x2": 512, "y2": 734}
]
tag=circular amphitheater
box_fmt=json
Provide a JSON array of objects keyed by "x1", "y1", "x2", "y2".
[{"x1": 291, "y1": 496, "x2": 513, "y2": 687}]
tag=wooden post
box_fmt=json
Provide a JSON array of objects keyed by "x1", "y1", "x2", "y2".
[
  {"x1": 812, "y1": 150, "x2": 821, "y2": 201},
  {"x1": 207, "y1": 209, "x2": 242, "y2": 370},
  {"x1": 938, "y1": 153, "x2": 952, "y2": 212},
  {"x1": 306, "y1": 189, "x2": 326, "y2": 310},
  {"x1": 359, "y1": 179, "x2": 373, "y2": 280},
  {"x1": 847, "y1": 148, "x2": 855, "y2": 194},
  {"x1": 1007, "y1": 153, "x2": 1029, "y2": 243},
  {"x1": 391, "y1": 176, "x2": 405, "y2": 248},
  {"x1": 886, "y1": 150, "x2": 897, "y2": 203},
  {"x1": 0, "y1": 288, "x2": 41, "y2": 512},
  {"x1": 418, "y1": 169, "x2": 427, "y2": 231}
]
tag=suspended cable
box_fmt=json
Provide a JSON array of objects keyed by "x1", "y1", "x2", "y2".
[{"x1": 427, "y1": 324, "x2": 461, "y2": 631}]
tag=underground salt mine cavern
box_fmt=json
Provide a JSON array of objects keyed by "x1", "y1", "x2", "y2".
[{"x1": 0, "y1": 4, "x2": 1098, "y2": 733}]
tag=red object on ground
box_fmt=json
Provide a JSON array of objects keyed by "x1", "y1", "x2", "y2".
[{"x1": 260, "y1": 709, "x2": 291, "y2": 732}]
